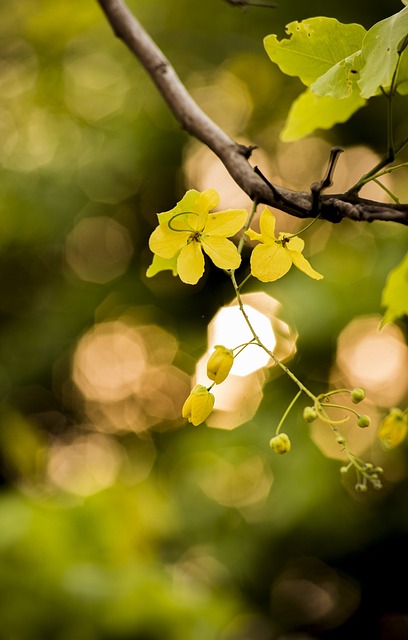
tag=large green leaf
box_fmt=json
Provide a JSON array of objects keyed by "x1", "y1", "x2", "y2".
[
  {"x1": 311, "y1": 50, "x2": 363, "y2": 99},
  {"x1": 358, "y1": 6, "x2": 408, "y2": 98},
  {"x1": 396, "y1": 48, "x2": 408, "y2": 94},
  {"x1": 281, "y1": 88, "x2": 366, "y2": 142},
  {"x1": 381, "y1": 252, "x2": 408, "y2": 325},
  {"x1": 264, "y1": 18, "x2": 366, "y2": 87}
]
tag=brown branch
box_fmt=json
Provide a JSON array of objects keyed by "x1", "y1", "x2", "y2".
[{"x1": 97, "y1": 0, "x2": 408, "y2": 226}]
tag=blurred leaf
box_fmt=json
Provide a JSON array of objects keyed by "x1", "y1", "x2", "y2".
[
  {"x1": 0, "y1": 410, "x2": 47, "y2": 482},
  {"x1": 281, "y1": 88, "x2": 365, "y2": 141},
  {"x1": 381, "y1": 251, "x2": 408, "y2": 325}
]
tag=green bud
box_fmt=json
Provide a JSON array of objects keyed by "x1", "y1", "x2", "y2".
[
  {"x1": 351, "y1": 387, "x2": 366, "y2": 404},
  {"x1": 355, "y1": 483, "x2": 368, "y2": 493},
  {"x1": 336, "y1": 435, "x2": 346, "y2": 445},
  {"x1": 303, "y1": 406, "x2": 317, "y2": 423},
  {"x1": 270, "y1": 433, "x2": 291, "y2": 455},
  {"x1": 357, "y1": 415, "x2": 371, "y2": 428},
  {"x1": 340, "y1": 466, "x2": 349, "y2": 475}
]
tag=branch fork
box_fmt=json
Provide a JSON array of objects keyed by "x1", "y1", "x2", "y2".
[{"x1": 97, "y1": 0, "x2": 408, "y2": 226}]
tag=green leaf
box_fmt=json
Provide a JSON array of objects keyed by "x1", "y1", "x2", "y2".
[
  {"x1": 311, "y1": 50, "x2": 364, "y2": 99},
  {"x1": 358, "y1": 6, "x2": 408, "y2": 98},
  {"x1": 381, "y1": 252, "x2": 408, "y2": 325},
  {"x1": 264, "y1": 18, "x2": 366, "y2": 87},
  {"x1": 396, "y1": 48, "x2": 408, "y2": 94},
  {"x1": 281, "y1": 88, "x2": 366, "y2": 141}
]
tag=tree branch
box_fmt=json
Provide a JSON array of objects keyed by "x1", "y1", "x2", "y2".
[{"x1": 97, "y1": 0, "x2": 408, "y2": 226}]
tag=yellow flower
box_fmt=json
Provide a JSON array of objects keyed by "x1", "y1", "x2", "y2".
[
  {"x1": 245, "y1": 208, "x2": 323, "y2": 283},
  {"x1": 378, "y1": 408, "x2": 408, "y2": 449},
  {"x1": 269, "y1": 433, "x2": 291, "y2": 454},
  {"x1": 207, "y1": 345, "x2": 234, "y2": 384},
  {"x1": 147, "y1": 189, "x2": 247, "y2": 285},
  {"x1": 182, "y1": 384, "x2": 215, "y2": 426}
]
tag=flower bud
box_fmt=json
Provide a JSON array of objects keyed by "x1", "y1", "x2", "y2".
[
  {"x1": 357, "y1": 415, "x2": 371, "y2": 428},
  {"x1": 182, "y1": 384, "x2": 215, "y2": 426},
  {"x1": 351, "y1": 387, "x2": 366, "y2": 404},
  {"x1": 207, "y1": 345, "x2": 234, "y2": 384},
  {"x1": 378, "y1": 408, "x2": 407, "y2": 450},
  {"x1": 269, "y1": 433, "x2": 291, "y2": 454},
  {"x1": 303, "y1": 406, "x2": 317, "y2": 423}
]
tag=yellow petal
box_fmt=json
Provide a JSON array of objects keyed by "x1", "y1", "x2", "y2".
[
  {"x1": 245, "y1": 228, "x2": 263, "y2": 243},
  {"x1": 250, "y1": 243, "x2": 292, "y2": 282},
  {"x1": 288, "y1": 250, "x2": 324, "y2": 280},
  {"x1": 204, "y1": 209, "x2": 247, "y2": 237},
  {"x1": 157, "y1": 189, "x2": 219, "y2": 225},
  {"x1": 197, "y1": 188, "x2": 220, "y2": 211},
  {"x1": 378, "y1": 409, "x2": 407, "y2": 449},
  {"x1": 259, "y1": 208, "x2": 277, "y2": 243},
  {"x1": 282, "y1": 234, "x2": 305, "y2": 252},
  {"x1": 201, "y1": 236, "x2": 241, "y2": 270},
  {"x1": 146, "y1": 253, "x2": 178, "y2": 278},
  {"x1": 177, "y1": 240, "x2": 205, "y2": 284},
  {"x1": 149, "y1": 225, "x2": 189, "y2": 259}
]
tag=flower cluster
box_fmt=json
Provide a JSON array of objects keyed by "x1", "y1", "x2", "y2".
[
  {"x1": 146, "y1": 189, "x2": 398, "y2": 494},
  {"x1": 147, "y1": 190, "x2": 323, "y2": 286}
]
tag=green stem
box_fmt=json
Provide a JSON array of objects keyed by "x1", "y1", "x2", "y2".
[
  {"x1": 372, "y1": 161, "x2": 408, "y2": 179},
  {"x1": 237, "y1": 199, "x2": 258, "y2": 256},
  {"x1": 281, "y1": 214, "x2": 321, "y2": 241},
  {"x1": 373, "y1": 179, "x2": 400, "y2": 204},
  {"x1": 348, "y1": 49, "x2": 404, "y2": 195},
  {"x1": 238, "y1": 273, "x2": 252, "y2": 291},
  {"x1": 323, "y1": 402, "x2": 361, "y2": 419},
  {"x1": 276, "y1": 390, "x2": 302, "y2": 435},
  {"x1": 233, "y1": 338, "x2": 256, "y2": 357},
  {"x1": 349, "y1": 37, "x2": 408, "y2": 193},
  {"x1": 229, "y1": 271, "x2": 316, "y2": 402}
]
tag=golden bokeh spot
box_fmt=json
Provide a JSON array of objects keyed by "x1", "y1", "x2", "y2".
[
  {"x1": 65, "y1": 216, "x2": 134, "y2": 284},
  {"x1": 71, "y1": 316, "x2": 190, "y2": 433}
]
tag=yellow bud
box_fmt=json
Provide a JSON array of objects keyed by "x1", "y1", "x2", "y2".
[
  {"x1": 269, "y1": 433, "x2": 291, "y2": 454},
  {"x1": 182, "y1": 384, "x2": 215, "y2": 426},
  {"x1": 207, "y1": 345, "x2": 234, "y2": 384},
  {"x1": 378, "y1": 408, "x2": 408, "y2": 450}
]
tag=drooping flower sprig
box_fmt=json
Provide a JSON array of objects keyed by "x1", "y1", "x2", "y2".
[{"x1": 147, "y1": 188, "x2": 392, "y2": 493}]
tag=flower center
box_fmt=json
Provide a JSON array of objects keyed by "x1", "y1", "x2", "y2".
[{"x1": 188, "y1": 231, "x2": 201, "y2": 244}]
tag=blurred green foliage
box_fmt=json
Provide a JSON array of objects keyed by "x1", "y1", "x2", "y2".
[{"x1": 0, "y1": 0, "x2": 407, "y2": 638}]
